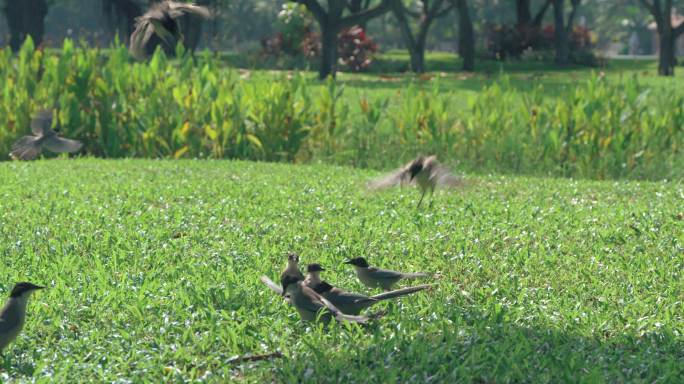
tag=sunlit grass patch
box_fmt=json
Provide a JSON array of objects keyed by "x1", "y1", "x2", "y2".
[{"x1": 0, "y1": 159, "x2": 681, "y2": 381}]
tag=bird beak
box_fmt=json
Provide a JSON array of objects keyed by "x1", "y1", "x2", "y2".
[
  {"x1": 343, "y1": 260, "x2": 352, "y2": 265},
  {"x1": 35, "y1": 285, "x2": 46, "y2": 290}
]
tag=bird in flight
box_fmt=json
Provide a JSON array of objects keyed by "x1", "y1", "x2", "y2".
[
  {"x1": 367, "y1": 155, "x2": 463, "y2": 208},
  {"x1": 130, "y1": 1, "x2": 211, "y2": 60},
  {"x1": 10, "y1": 109, "x2": 82, "y2": 161}
]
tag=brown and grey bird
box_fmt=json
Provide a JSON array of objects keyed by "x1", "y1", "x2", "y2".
[
  {"x1": 304, "y1": 263, "x2": 430, "y2": 315},
  {"x1": 284, "y1": 277, "x2": 367, "y2": 324},
  {"x1": 279, "y1": 253, "x2": 304, "y2": 297},
  {"x1": 368, "y1": 155, "x2": 462, "y2": 208},
  {"x1": 0, "y1": 282, "x2": 45, "y2": 354},
  {"x1": 129, "y1": 1, "x2": 211, "y2": 60},
  {"x1": 344, "y1": 257, "x2": 427, "y2": 291},
  {"x1": 10, "y1": 110, "x2": 82, "y2": 161},
  {"x1": 280, "y1": 274, "x2": 367, "y2": 323}
]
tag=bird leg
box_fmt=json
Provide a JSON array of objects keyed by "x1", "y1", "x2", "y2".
[
  {"x1": 428, "y1": 185, "x2": 435, "y2": 208},
  {"x1": 416, "y1": 189, "x2": 426, "y2": 208}
]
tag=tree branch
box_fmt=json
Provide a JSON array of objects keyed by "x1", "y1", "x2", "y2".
[
  {"x1": 433, "y1": 3, "x2": 454, "y2": 19},
  {"x1": 389, "y1": 0, "x2": 417, "y2": 48},
  {"x1": 638, "y1": 0, "x2": 659, "y2": 25},
  {"x1": 340, "y1": 0, "x2": 391, "y2": 27},
  {"x1": 532, "y1": 0, "x2": 552, "y2": 27},
  {"x1": 426, "y1": 0, "x2": 449, "y2": 19},
  {"x1": 400, "y1": 2, "x2": 423, "y2": 19},
  {"x1": 565, "y1": 0, "x2": 581, "y2": 33}
]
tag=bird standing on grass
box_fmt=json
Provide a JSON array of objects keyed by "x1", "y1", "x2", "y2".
[
  {"x1": 281, "y1": 274, "x2": 368, "y2": 323},
  {"x1": 280, "y1": 253, "x2": 304, "y2": 297},
  {"x1": 368, "y1": 155, "x2": 463, "y2": 208},
  {"x1": 129, "y1": 1, "x2": 211, "y2": 60},
  {"x1": 304, "y1": 263, "x2": 430, "y2": 315},
  {"x1": 344, "y1": 257, "x2": 428, "y2": 291},
  {"x1": 10, "y1": 110, "x2": 83, "y2": 161},
  {"x1": 0, "y1": 282, "x2": 45, "y2": 355}
]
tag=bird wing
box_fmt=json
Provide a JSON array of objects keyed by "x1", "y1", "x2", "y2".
[
  {"x1": 315, "y1": 293, "x2": 368, "y2": 323},
  {"x1": 129, "y1": 18, "x2": 156, "y2": 60},
  {"x1": 367, "y1": 267, "x2": 404, "y2": 281},
  {"x1": 330, "y1": 290, "x2": 374, "y2": 305},
  {"x1": 43, "y1": 136, "x2": 83, "y2": 154},
  {"x1": 370, "y1": 284, "x2": 431, "y2": 301},
  {"x1": 167, "y1": 1, "x2": 212, "y2": 19},
  {"x1": 299, "y1": 285, "x2": 331, "y2": 313},
  {"x1": 0, "y1": 316, "x2": 12, "y2": 333},
  {"x1": 149, "y1": 18, "x2": 177, "y2": 48},
  {"x1": 367, "y1": 167, "x2": 412, "y2": 191},
  {"x1": 30, "y1": 109, "x2": 53, "y2": 135},
  {"x1": 10, "y1": 136, "x2": 42, "y2": 160},
  {"x1": 260, "y1": 276, "x2": 283, "y2": 296},
  {"x1": 430, "y1": 162, "x2": 464, "y2": 188},
  {"x1": 310, "y1": 281, "x2": 334, "y2": 294},
  {"x1": 130, "y1": 2, "x2": 210, "y2": 60}
]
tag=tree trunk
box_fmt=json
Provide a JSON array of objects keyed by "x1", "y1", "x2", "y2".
[
  {"x1": 349, "y1": 0, "x2": 363, "y2": 13},
  {"x1": 390, "y1": 0, "x2": 422, "y2": 72},
  {"x1": 102, "y1": 0, "x2": 142, "y2": 41},
  {"x1": 413, "y1": 30, "x2": 427, "y2": 73},
  {"x1": 552, "y1": 0, "x2": 569, "y2": 64},
  {"x1": 319, "y1": 25, "x2": 339, "y2": 79},
  {"x1": 178, "y1": 16, "x2": 203, "y2": 53},
  {"x1": 406, "y1": 41, "x2": 425, "y2": 73},
  {"x1": 300, "y1": 0, "x2": 389, "y2": 79},
  {"x1": 3, "y1": 0, "x2": 49, "y2": 52},
  {"x1": 516, "y1": 0, "x2": 532, "y2": 26},
  {"x1": 658, "y1": 29, "x2": 675, "y2": 76},
  {"x1": 455, "y1": 0, "x2": 474, "y2": 70},
  {"x1": 348, "y1": 0, "x2": 372, "y2": 29},
  {"x1": 532, "y1": 0, "x2": 553, "y2": 27}
]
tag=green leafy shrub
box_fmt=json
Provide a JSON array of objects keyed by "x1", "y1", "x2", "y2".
[{"x1": 1, "y1": 39, "x2": 682, "y2": 180}]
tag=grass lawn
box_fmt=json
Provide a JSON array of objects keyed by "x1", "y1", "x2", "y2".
[{"x1": 0, "y1": 159, "x2": 682, "y2": 381}]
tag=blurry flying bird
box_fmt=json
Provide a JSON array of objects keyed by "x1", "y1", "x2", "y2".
[
  {"x1": 367, "y1": 155, "x2": 462, "y2": 208},
  {"x1": 304, "y1": 263, "x2": 429, "y2": 315},
  {"x1": 344, "y1": 257, "x2": 427, "y2": 291},
  {"x1": 10, "y1": 110, "x2": 82, "y2": 161},
  {"x1": 129, "y1": 1, "x2": 211, "y2": 60},
  {"x1": 0, "y1": 282, "x2": 45, "y2": 355}
]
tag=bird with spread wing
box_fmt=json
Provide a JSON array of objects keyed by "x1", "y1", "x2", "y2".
[
  {"x1": 367, "y1": 155, "x2": 463, "y2": 208},
  {"x1": 10, "y1": 109, "x2": 83, "y2": 161},
  {"x1": 129, "y1": 1, "x2": 212, "y2": 60}
]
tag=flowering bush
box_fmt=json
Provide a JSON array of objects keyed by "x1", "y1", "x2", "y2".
[
  {"x1": 263, "y1": 18, "x2": 379, "y2": 72},
  {"x1": 276, "y1": 3, "x2": 315, "y2": 55},
  {"x1": 336, "y1": 26, "x2": 378, "y2": 72}
]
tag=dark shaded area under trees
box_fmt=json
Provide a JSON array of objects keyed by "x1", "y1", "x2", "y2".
[
  {"x1": 639, "y1": 0, "x2": 684, "y2": 75},
  {"x1": 0, "y1": 0, "x2": 681, "y2": 77}
]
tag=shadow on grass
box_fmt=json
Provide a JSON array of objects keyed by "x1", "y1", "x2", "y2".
[{"x1": 275, "y1": 305, "x2": 684, "y2": 382}]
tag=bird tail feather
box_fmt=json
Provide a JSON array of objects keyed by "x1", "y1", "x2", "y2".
[
  {"x1": 334, "y1": 312, "x2": 368, "y2": 323},
  {"x1": 318, "y1": 296, "x2": 368, "y2": 323},
  {"x1": 370, "y1": 284, "x2": 431, "y2": 301},
  {"x1": 259, "y1": 275, "x2": 284, "y2": 296}
]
